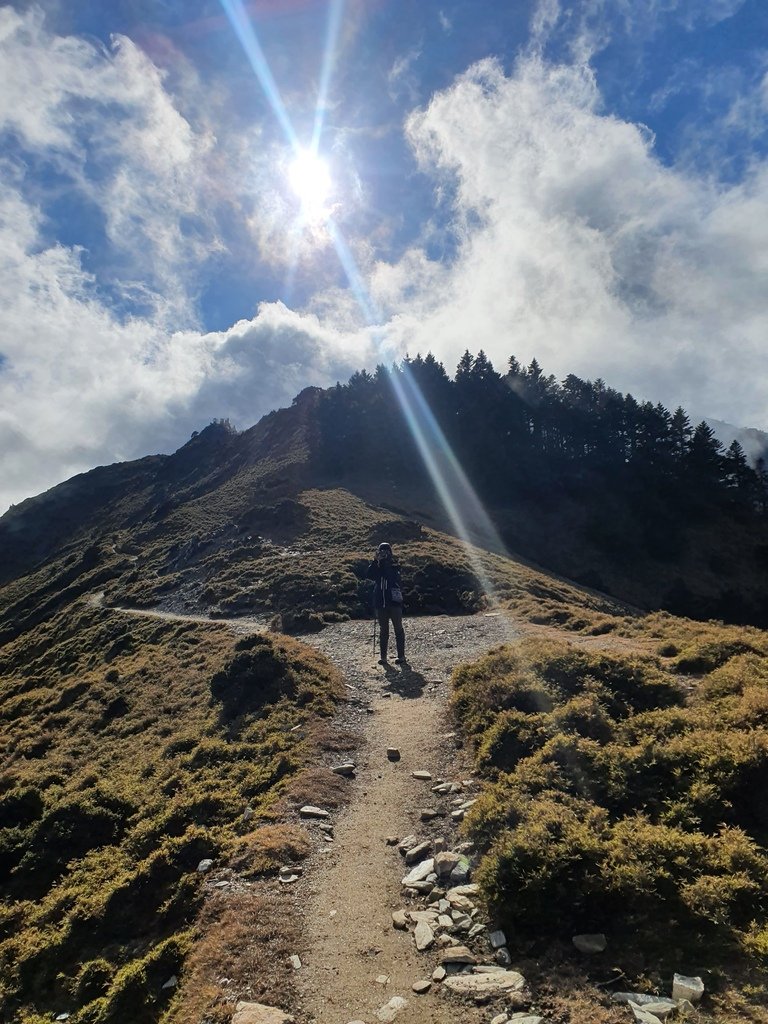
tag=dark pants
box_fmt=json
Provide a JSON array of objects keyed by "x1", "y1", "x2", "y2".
[{"x1": 377, "y1": 604, "x2": 405, "y2": 661}]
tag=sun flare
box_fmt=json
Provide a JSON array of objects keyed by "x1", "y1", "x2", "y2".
[{"x1": 288, "y1": 149, "x2": 332, "y2": 216}]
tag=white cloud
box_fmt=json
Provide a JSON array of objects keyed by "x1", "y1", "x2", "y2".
[{"x1": 363, "y1": 56, "x2": 768, "y2": 428}]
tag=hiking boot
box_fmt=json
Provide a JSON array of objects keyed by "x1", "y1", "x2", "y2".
[
  {"x1": 395, "y1": 656, "x2": 408, "y2": 666},
  {"x1": 378, "y1": 657, "x2": 388, "y2": 666}
]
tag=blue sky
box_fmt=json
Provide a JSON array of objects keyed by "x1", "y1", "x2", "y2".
[{"x1": 1, "y1": 0, "x2": 767, "y2": 509}]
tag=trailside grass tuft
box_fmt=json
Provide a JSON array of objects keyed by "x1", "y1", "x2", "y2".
[
  {"x1": 452, "y1": 633, "x2": 768, "y2": 1020},
  {"x1": 0, "y1": 601, "x2": 343, "y2": 1024}
]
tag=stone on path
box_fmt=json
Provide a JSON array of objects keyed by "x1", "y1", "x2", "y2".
[
  {"x1": 376, "y1": 975, "x2": 390, "y2": 985},
  {"x1": 299, "y1": 805, "x2": 330, "y2": 820},
  {"x1": 398, "y1": 835, "x2": 419, "y2": 853},
  {"x1": 572, "y1": 933, "x2": 607, "y2": 953},
  {"x1": 289, "y1": 955, "x2": 301, "y2": 970},
  {"x1": 442, "y1": 970, "x2": 526, "y2": 996},
  {"x1": 439, "y1": 945, "x2": 477, "y2": 965},
  {"x1": 420, "y1": 808, "x2": 440, "y2": 821},
  {"x1": 197, "y1": 859, "x2": 213, "y2": 873},
  {"x1": 402, "y1": 859, "x2": 434, "y2": 886},
  {"x1": 434, "y1": 852, "x2": 460, "y2": 878},
  {"x1": 412, "y1": 980, "x2": 432, "y2": 994},
  {"x1": 386, "y1": 836, "x2": 399, "y2": 846},
  {"x1": 432, "y1": 966, "x2": 446, "y2": 981},
  {"x1": 491, "y1": 1015, "x2": 508, "y2": 1024},
  {"x1": 507, "y1": 1017, "x2": 543, "y2": 1024},
  {"x1": 672, "y1": 974, "x2": 704, "y2": 1003},
  {"x1": 392, "y1": 910, "x2": 408, "y2": 930},
  {"x1": 488, "y1": 929, "x2": 507, "y2": 949},
  {"x1": 404, "y1": 841, "x2": 432, "y2": 865},
  {"x1": 331, "y1": 763, "x2": 356, "y2": 776},
  {"x1": 376, "y1": 996, "x2": 408, "y2": 1022},
  {"x1": 232, "y1": 1003, "x2": 294, "y2": 1024},
  {"x1": 387, "y1": 748, "x2": 401, "y2": 761},
  {"x1": 412, "y1": 770, "x2": 433, "y2": 780},
  {"x1": 414, "y1": 920, "x2": 435, "y2": 951}
]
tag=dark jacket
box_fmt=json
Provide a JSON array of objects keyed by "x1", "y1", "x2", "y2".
[{"x1": 366, "y1": 559, "x2": 403, "y2": 609}]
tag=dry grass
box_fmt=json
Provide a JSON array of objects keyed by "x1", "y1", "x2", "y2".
[{"x1": 165, "y1": 889, "x2": 301, "y2": 1024}]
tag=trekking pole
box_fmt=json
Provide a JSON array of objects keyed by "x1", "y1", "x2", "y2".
[{"x1": 372, "y1": 609, "x2": 377, "y2": 661}]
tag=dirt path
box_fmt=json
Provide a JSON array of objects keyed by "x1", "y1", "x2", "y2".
[{"x1": 292, "y1": 613, "x2": 517, "y2": 1024}]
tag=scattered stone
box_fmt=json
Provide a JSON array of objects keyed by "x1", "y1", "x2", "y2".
[
  {"x1": 450, "y1": 809, "x2": 465, "y2": 822},
  {"x1": 407, "y1": 880, "x2": 434, "y2": 894},
  {"x1": 434, "y1": 851, "x2": 460, "y2": 878},
  {"x1": 449, "y1": 857, "x2": 472, "y2": 884},
  {"x1": 279, "y1": 865, "x2": 302, "y2": 878},
  {"x1": 434, "y1": 837, "x2": 447, "y2": 853},
  {"x1": 387, "y1": 748, "x2": 401, "y2": 761},
  {"x1": 437, "y1": 933, "x2": 460, "y2": 947},
  {"x1": 612, "y1": 995, "x2": 661, "y2": 1006},
  {"x1": 386, "y1": 836, "x2": 400, "y2": 846},
  {"x1": 332, "y1": 763, "x2": 356, "y2": 776},
  {"x1": 489, "y1": 929, "x2": 507, "y2": 949},
  {"x1": 299, "y1": 806, "x2": 330, "y2": 820},
  {"x1": 439, "y1": 945, "x2": 478, "y2": 965},
  {"x1": 451, "y1": 911, "x2": 472, "y2": 930},
  {"x1": 412, "y1": 980, "x2": 432, "y2": 994},
  {"x1": 162, "y1": 975, "x2": 178, "y2": 990},
  {"x1": 404, "y1": 841, "x2": 432, "y2": 865},
  {"x1": 491, "y1": 1015, "x2": 509, "y2": 1024},
  {"x1": 572, "y1": 933, "x2": 607, "y2": 953},
  {"x1": 432, "y1": 966, "x2": 447, "y2": 982},
  {"x1": 376, "y1": 996, "x2": 408, "y2": 1022},
  {"x1": 289, "y1": 955, "x2": 301, "y2": 970},
  {"x1": 495, "y1": 947, "x2": 512, "y2": 967},
  {"x1": 414, "y1": 921, "x2": 435, "y2": 951},
  {"x1": 472, "y1": 964, "x2": 507, "y2": 973},
  {"x1": 445, "y1": 892, "x2": 474, "y2": 912},
  {"x1": 628, "y1": 1003, "x2": 664, "y2": 1024},
  {"x1": 672, "y1": 975, "x2": 704, "y2": 1003},
  {"x1": 409, "y1": 910, "x2": 439, "y2": 924},
  {"x1": 402, "y1": 859, "x2": 435, "y2": 886},
  {"x1": 412, "y1": 770, "x2": 433, "y2": 780},
  {"x1": 232, "y1": 1002, "x2": 294, "y2": 1024},
  {"x1": 242, "y1": 806, "x2": 254, "y2": 821},
  {"x1": 507, "y1": 1017, "x2": 543, "y2": 1024},
  {"x1": 278, "y1": 873, "x2": 299, "y2": 884},
  {"x1": 641, "y1": 1001, "x2": 680, "y2": 1021},
  {"x1": 392, "y1": 910, "x2": 408, "y2": 930},
  {"x1": 54, "y1": 1017, "x2": 70, "y2": 1022},
  {"x1": 197, "y1": 859, "x2": 213, "y2": 873},
  {"x1": 318, "y1": 822, "x2": 334, "y2": 833},
  {"x1": 468, "y1": 923, "x2": 486, "y2": 939},
  {"x1": 442, "y1": 971, "x2": 526, "y2": 996},
  {"x1": 398, "y1": 835, "x2": 419, "y2": 854},
  {"x1": 420, "y1": 808, "x2": 440, "y2": 821},
  {"x1": 376, "y1": 974, "x2": 390, "y2": 985},
  {"x1": 213, "y1": 880, "x2": 231, "y2": 888},
  {"x1": 437, "y1": 914, "x2": 454, "y2": 929}
]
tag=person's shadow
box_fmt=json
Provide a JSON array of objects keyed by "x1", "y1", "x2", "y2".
[{"x1": 381, "y1": 663, "x2": 428, "y2": 699}]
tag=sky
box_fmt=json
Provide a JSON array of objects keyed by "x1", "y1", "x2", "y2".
[{"x1": 1, "y1": 0, "x2": 767, "y2": 511}]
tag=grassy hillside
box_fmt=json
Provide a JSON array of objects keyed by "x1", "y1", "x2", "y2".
[
  {"x1": 0, "y1": 601, "x2": 343, "y2": 1024},
  {"x1": 453, "y1": 615, "x2": 768, "y2": 1022}
]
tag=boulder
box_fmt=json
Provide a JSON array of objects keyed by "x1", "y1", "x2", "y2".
[
  {"x1": 442, "y1": 971, "x2": 526, "y2": 996},
  {"x1": 232, "y1": 1003, "x2": 294, "y2": 1024},
  {"x1": 672, "y1": 975, "x2": 704, "y2": 1003}
]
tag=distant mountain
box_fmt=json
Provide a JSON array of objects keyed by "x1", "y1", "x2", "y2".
[{"x1": 707, "y1": 417, "x2": 768, "y2": 465}]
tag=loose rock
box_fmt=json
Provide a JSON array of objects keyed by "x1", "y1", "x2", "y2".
[
  {"x1": 392, "y1": 910, "x2": 408, "y2": 930},
  {"x1": 161, "y1": 976, "x2": 177, "y2": 989},
  {"x1": 412, "y1": 980, "x2": 432, "y2": 994},
  {"x1": 432, "y1": 966, "x2": 447, "y2": 982},
  {"x1": 331, "y1": 763, "x2": 356, "y2": 776},
  {"x1": 386, "y1": 836, "x2": 399, "y2": 846},
  {"x1": 442, "y1": 971, "x2": 526, "y2": 996},
  {"x1": 489, "y1": 929, "x2": 507, "y2": 949},
  {"x1": 628, "y1": 1003, "x2": 664, "y2": 1024},
  {"x1": 572, "y1": 933, "x2": 607, "y2": 953},
  {"x1": 376, "y1": 996, "x2": 408, "y2": 1022},
  {"x1": 197, "y1": 859, "x2": 213, "y2": 873},
  {"x1": 495, "y1": 947, "x2": 512, "y2": 967},
  {"x1": 414, "y1": 920, "x2": 435, "y2": 951},
  {"x1": 404, "y1": 841, "x2": 432, "y2": 865},
  {"x1": 420, "y1": 808, "x2": 440, "y2": 821},
  {"x1": 387, "y1": 748, "x2": 401, "y2": 761},
  {"x1": 434, "y1": 852, "x2": 460, "y2": 878},
  {"x1": 402, "y1": 859, "x2": 435, "y2": 886},
  {"x1": 412, "y1": 770, "x2": 433, "y2": 780},
  {"x1": 398, "y1": 835, "x2": 419, "y2": 854},
  {"x1": 672, "y1": 974, "x2": 704, "y2": 1003},
  {"x1": 289, "y1": 955, "x2": 301, "y2": 970},
  {"x1": 439, "y1": 945, "x2": 478, "y2": 965},
  {"x1": 299, "y1": 806, "x2": 330, "y2": 820}
]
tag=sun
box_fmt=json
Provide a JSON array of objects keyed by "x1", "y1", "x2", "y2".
[{"x1": 288, "y1": 149, "x2": 332, "y2": 217}]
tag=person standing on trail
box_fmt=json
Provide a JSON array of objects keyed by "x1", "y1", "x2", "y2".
[{"x1": 366, "y1": 542, "x2": 407, "y2": 666}]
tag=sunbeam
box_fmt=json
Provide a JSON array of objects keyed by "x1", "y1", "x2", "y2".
[
  {"x1": 218, "y1": 0, "x2": 298, "y2": 149},
  {"x1": 311, "y1": 0, "x2": 344, "y2": 153}
]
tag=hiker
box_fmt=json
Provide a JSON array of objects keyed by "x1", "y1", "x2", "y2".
[{"x1": 366, "y1": 542, "x2": 407, "y2": 666}]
